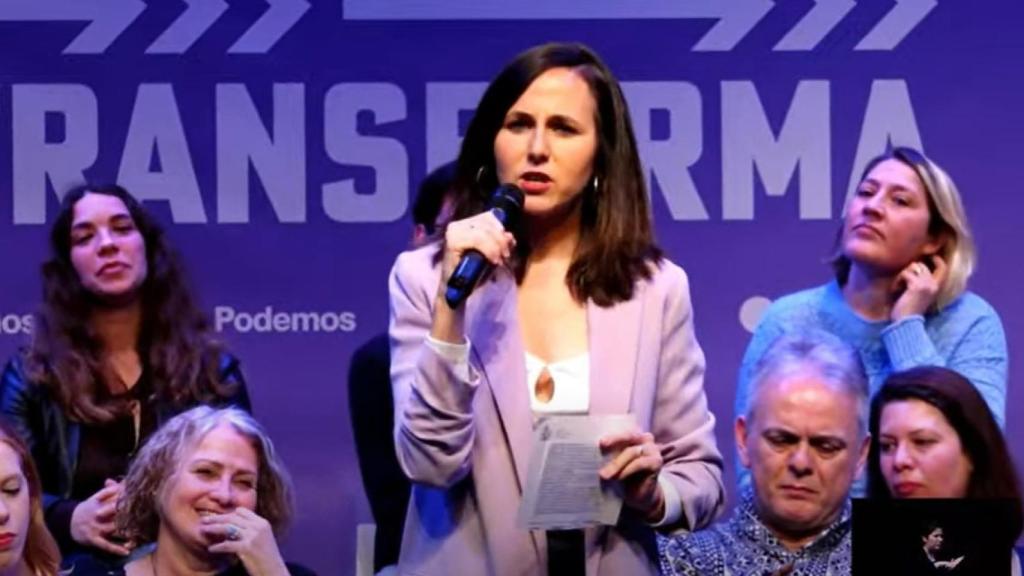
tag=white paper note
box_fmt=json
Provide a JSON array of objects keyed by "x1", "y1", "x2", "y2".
[{"x1": 517, "y1": 414, "x2": 637, "y2": 530}]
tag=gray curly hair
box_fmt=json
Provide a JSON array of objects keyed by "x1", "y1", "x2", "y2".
[{"x1": 116, "y1": 406, "x2": 294, "y2": 544}]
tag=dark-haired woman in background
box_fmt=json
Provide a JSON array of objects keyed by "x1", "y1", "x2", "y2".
[
  {"x1": 388, "y1": 43, "x2": 724, "y2": 575},
  {"x1": 1, "y1": 184, "x2": 250, "y2": 559},
  {"x1": 868, "y1": 366, "x2": 1022, "y2": 575}
]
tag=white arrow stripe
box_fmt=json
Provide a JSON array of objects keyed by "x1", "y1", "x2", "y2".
[
  {"x1": 774, "y1": 0, "x2": 856, "y2": 51},
  {"x1": 693, "y1": 0, "x2": 774, "y2": 51},
  {"x1": 147, "y1": 0, "x2": 228, "y2": 54},
  {"x1": 344, "y1": 0, "x2": 756, "y2": 20},
  {"x1": 229, "y1": 0, "x2": 310, "y2": 54},
  {"x1": 856, "y1": 0, "x2": 938, "y2": 51},
  {"x1": 342, "y1": 0, "x2": 774, "y2": 51},
  {"x1": 0, "y1": 0, "x2": 145, "y2": 54}
]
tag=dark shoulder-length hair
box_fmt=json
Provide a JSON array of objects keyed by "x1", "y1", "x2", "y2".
[
  {"x1": 0, "y1": 419, "x2": 61, "y2": 575},
  {"x1": 25, "y1": 184, "x2": 238, "y2": 423},
  {"x1": 449, "y1": 42, "x2": 662, "y2": 307},
  {"x1": 867, "y1": 367, "x2": 1022, "y2": 539}
]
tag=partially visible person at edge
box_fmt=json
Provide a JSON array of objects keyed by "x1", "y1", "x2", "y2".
[
  {"x1": 0, "y1": 417, "x2": 61, "y2": 576},
  {"x1": 661, "y1": 331, "x2": 869, "y2": 576},
  {"x1": 388, "y1": 42, "x2": 724, "y2": 575},
  {"x1": 1, "y1": 184, "x2": 251, "y2": 560},
  {"x1": 348, "y1": 160, "x2": 456, "y2": 573},
  {"x1": 67, "y1": 407, "x2": 316, "y2": 576},
  {"x1": 868, "y1": 366, "x2": 1023, "y2": 576}
]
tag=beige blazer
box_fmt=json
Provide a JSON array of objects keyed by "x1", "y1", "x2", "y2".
[{"x1": 388, "y1": 244, "x2": 724, "y2": 576}]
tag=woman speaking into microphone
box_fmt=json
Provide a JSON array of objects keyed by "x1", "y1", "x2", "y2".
[{"x1": 387, "y1": 42, "x2": 724, "y2": 575}]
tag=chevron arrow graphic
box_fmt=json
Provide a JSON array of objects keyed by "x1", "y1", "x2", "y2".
[
  {"x1": 694, "y1": 0, "x2": 774, "y2": 51},
  {"x1": 229, "y1": 0, "x2": 310, "y2": 54},
  {"x1": 856, "y1": 0, "x2": 938, "y2": 51},
  {"x1": 342, "y1": 0, "x2": 774, "y2": 52},
  {"x1": 774, "y1": 0, "x2": 856, "y2": 51},
  {"x1": 147, "y1": 0, "x2": 228, "y2": 54},
  {"x1": 0, "y1": 0, "x2": 145, "y2": 54}
]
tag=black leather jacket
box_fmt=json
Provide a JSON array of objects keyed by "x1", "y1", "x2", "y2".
[{"x1": 0, "y1": 352, "x2": 251, "y2": 548}]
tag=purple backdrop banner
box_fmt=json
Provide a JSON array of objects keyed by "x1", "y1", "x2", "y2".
[{"x1": 1, "y1": 2, "x2": 1022, "y2": 573}]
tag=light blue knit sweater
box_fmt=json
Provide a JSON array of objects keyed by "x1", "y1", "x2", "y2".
[{"x1": 735, "y1": 280, "x2": 1007, "y2": 428}]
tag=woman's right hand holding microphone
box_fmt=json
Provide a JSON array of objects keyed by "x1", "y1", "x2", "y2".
[{"x1": 432, "y1": 212, "x2": 516, "y2": 342}]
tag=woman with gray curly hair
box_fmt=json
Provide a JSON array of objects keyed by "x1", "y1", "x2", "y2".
[{"x1": 67, "y1": 406, "x2": 314, "y2": 575}]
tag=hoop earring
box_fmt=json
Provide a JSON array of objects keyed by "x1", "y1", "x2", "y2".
[
  {"x1": 476, "y1": 165, "x2": 488, "y2": 185},
  {"x1": 592, "y1": 175, "x2": 600, "y2": 192}
]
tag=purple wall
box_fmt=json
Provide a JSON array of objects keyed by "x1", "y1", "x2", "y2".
[{"x1": 1, "y1": 2, "x2": 1021, "y2": 572}]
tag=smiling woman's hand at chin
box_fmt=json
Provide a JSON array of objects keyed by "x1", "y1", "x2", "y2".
[{"x1": 200, "y1": 508, "x2": 289, "y2": 576}]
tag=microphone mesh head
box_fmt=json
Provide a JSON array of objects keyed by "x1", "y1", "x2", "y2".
[
  {"x1": 492, "y1": 183, "x2": 524, "y2": 208},
  {"x1": 490, "y1": 184, "x2": 524, "y2": 228}
]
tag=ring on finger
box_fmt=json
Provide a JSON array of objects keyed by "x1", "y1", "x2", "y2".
[
  {"x1": 226, "y1": 524, "x2": 242, "y2": 541},
  {"x1": 636, "y1": 445, "x2": 645, "y2": 458}
]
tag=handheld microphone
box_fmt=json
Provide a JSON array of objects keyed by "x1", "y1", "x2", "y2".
[{"x1": 444, "y1": 184, "x2": 524, "y2": 309}]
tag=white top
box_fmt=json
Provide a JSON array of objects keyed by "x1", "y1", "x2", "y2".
[
  {"x1": 526, "y1": 352, "x2": 589, "y2": 413},
  {"x1": 521, "y1": 350, "x2": 681, "y2": 527},
  {"x1": 423, "y1": 335, "x2": 681, "y2": 527}
]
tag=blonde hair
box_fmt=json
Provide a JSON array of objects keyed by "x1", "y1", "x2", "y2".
[
  {"x1": 0, "y1": 420, "x2": 61, "y2": 576},
  {"x1": 116, "y1": 407, "x2": 293, "y2": 545},
  {"x1": 832, "y1": 147, "x2": 976, "y2": 309}
]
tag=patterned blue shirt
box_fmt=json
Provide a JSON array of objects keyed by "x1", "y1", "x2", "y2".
[{"x1": 659, "y1": 490, "x2": 851, "y2": 576}]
